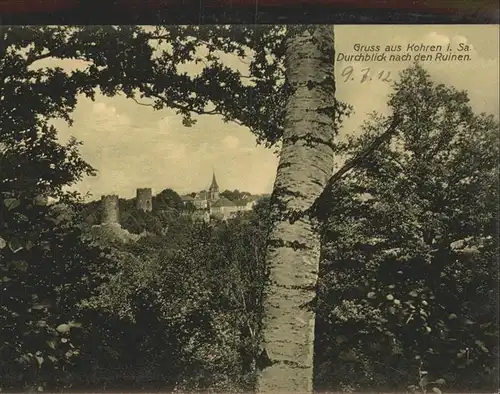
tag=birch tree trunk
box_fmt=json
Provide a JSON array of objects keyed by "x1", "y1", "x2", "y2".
[{"x1": 256, "y1": 25, "x2": 337, "y2": 394}]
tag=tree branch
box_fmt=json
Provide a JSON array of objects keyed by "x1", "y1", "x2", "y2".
[
  {"x1": 331, "y1": 114, "x2": 401, "y2": 185},
  {"x1": 139, "y1": 88, "x2": 247, "y2": 127},
  {"x1": 25, "y1": 47, "x2": 71, "y2": 67},
  {"x1": 303, "y1": 113, "x2": 402, "y2": 221},
  {"x1": 26, "y1": 51, "x2": 59, "y2": 66},
  {"x1": 131, "y1": 97, "x2": 154, "y2": 108}
]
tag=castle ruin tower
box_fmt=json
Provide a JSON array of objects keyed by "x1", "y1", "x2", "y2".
[
  {"x1": 101, "y1": 195, "x2": 120, "y2": 225},
  {"x1": 208, "y1": 171, "x2": 220, "y2": 202},
  {"x1": 136, "y1": 188, "x2": 153, "y2": 212}
]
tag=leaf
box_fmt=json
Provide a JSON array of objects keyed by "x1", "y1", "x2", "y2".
[
  {"x1": 367, "y1": 291, "x2": 376, "y2": 299},
  {"x1": 431, "y1": 388, "x2": 442, "y2": 394},
  {"x1": 419, "y1": 375, "x2": 429, "y2": 387},
  {"x1": 34, "y1": 196, "x2": 48, "y2": 206},
  {"x1": 338, "y1": 350, "x2": 358, "y2": 361},
  {"x1": 36, "y1": 320, "x2": 47, "y2": 328},
  {"x1": 68, "y1": 321, "x2": 82, "y2": 328},
  {"x1": 35, "y1": 355, "x2": 44, "y2": 367},
  {"x1": 409, "y1": 290, "x2": 418, "y2": 297},
  {"x1": 434, "y1": 378, "x2": 446, "y2": 385},
  {"x1": 475, "y1": 339, "x2": 489, "y2": 353},
  {"x1": 8, "y1": 239, "x2": 23, "y2": 253},
  {"x1": 0, "y1": 236, "x2": 6, "y2": 249},
  {"x1": 13, "y1": 260, "x2": 28, "y2": 272},
  {"x1": 56, "y1": 323, "x2": 70, "y2": 333},
  {"x1": 46, "y1": 340, "x2": 56, "y2": 350},
  {"x1": 4, "y1": 198, "x2": 20, "y2": 211}
]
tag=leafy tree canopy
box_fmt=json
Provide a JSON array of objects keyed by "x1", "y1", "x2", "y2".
[
  {"x1": 315, "y1": 64, "x2": 499, "y2": 393},
  {"x1": 220, "y1": 189, "x2": 253, "y2": 201},
  {"x1": 153, "y1": 188, "x2": 184, "y2": 210},
  {"x1": 1, "y1": 26, "x2": 351, "y2": 149}
]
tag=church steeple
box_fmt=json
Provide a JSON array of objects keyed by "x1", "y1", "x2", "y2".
[
  {"x1": 209, "y1": 171, "x2": 219, "y2": 191},
  {"x1": 208, "y1": 171, "x2": 219, "y2": 201}
]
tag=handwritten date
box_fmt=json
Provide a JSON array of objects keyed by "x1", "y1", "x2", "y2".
[{"x1": 341, "y1": 66, "x2": 392, "y2": 84}]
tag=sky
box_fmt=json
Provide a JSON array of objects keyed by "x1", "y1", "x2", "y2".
[{"x1": 42, "y1": 25, "x2": 499, "y2": 200}]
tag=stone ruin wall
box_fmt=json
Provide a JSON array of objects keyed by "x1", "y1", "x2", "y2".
[
  {"x1": 100, "y1": 195, "x2": 120, "y2": 224},
  {"x1": 99, "y1": 188, "x2": 152, "y2": 226},
  {"x1": 136, "y1": 188, "x2": 153, "y2": 212}
]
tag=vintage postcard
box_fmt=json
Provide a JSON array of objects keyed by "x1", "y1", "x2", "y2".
[{"x1": 0, "y1": 24, "x2": 498, "y2": 393}]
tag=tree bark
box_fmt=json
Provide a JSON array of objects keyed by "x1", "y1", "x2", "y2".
[{"x1": 256, "y1": 25, "x2": 337, "y2": 394}]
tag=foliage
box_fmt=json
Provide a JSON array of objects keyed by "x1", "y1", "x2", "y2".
[
  {"x1": 314, "y1": 64, "x2": 499, "y2": 393},
  {"x1": 3, "y1": 26, "x2": 353, "y2": 148},
  {"x1": 70, "y1": 211, "x2": 267, "y2": 392},
  {"x1": 0, "y1": 28, "x2": 162, "y2": 390},
  {"x1": 153, "y1": 188, "x2": 184, "y2": 210},
  {"x1": 0, "y1": 112, "x2": 116, "y2": 391},
  {"x1": 221, "y1": 189, "x2": 253, "y2": 202}
]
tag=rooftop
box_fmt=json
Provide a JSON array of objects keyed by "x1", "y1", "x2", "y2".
[
  {"x1": 211, "y1": 197, "x2": 235, "y2": 207},
  {"x1": 233, "y1": 199, "x2": 252, "y2": 207}
]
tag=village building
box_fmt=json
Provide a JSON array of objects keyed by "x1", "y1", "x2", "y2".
[{"x1": 181, "y1": 172, "x2": 258, "y2": 220}]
